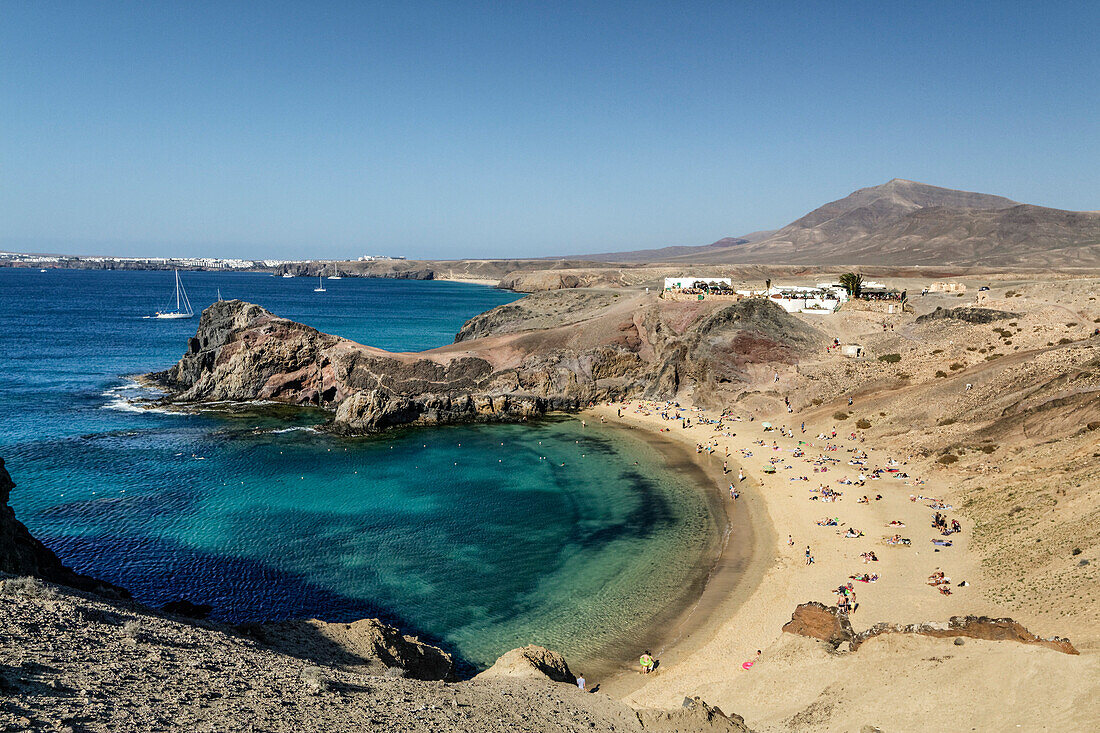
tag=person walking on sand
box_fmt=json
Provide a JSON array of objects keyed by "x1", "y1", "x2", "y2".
[
  {"x1": 773, "y1": 371, "x2": 780, "y2": 383},
  {"x1": 576, "y1": 674, "x2": 586, "y2": 692},
  {"x1": 639, "y1": 651, "x2": 655, "y2": 675},
  {"x1": 738, "y1": 468, "x2": 745, "y2": 482}
]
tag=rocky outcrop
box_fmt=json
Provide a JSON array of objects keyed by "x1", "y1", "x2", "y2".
[
  {"x1": 247, "y1": 617, "x2": 455, "y2": 680},
  {"x1": 0, "y1": 457, "x2": 128, "y2": 599},
  {"x1": 780, "y1": 601, "x2": 854, "y2": 649},
  {"x1": 150, "y1": 294, "x2": 824, "y2": 433},
  {"x1": 782, "y1": 602, "x2": 1077, "y2": 654},
  {"x1": 474, "y1": 645, "x2": 575, "y2": 684},
  {"x1": 915, "y1": 306, "x2": 1020, "y2": 324},
  {"x1": 849, "y1": 615, "x2": 1079, "y2": 654},
  {"x1": 636, "y1": 696, "x2": 750, "y2": 733}
]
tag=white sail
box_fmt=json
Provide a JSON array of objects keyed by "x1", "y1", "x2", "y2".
[
  {"x1": 314, "y1": 274, "x2": 326, "y2": 292},
  {"x1": 153, "y1": 270, "x2": 195, "y2": 319}
]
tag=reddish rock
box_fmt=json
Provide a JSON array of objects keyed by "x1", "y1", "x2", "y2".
[{"x1": 781, "y1": 601, "x2": 854, "y2": 648}]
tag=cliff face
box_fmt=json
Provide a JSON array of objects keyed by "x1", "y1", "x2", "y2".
[
  {"x1": 0, "y1": 457, "x2": 128, "y2": 598},
  {"x1": 151, "y1": 293, "x2": 824, "y2": 432}
]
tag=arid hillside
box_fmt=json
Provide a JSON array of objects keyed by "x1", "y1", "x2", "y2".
[{"x1": 592, "y1": 179, "x2": 1100, "y2": 268}]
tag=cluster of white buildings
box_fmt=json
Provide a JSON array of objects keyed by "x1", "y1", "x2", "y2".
[
  {"x1": 358, "y1": 254, "x2": 407, "y2": 261},
  {"x1": 747, "y1": 283, "x2": 850, "y2": 314},
  {"x1": 0, "y1": 252, "x2": 257, "y2": 269},
  {"x1": 663, "y1": 274, "x2": 872, "y2": 314}
]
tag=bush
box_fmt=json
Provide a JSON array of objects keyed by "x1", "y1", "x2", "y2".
[
  {"x1": 855, "y1": 418, "x2": 871, "y2": 429},
  {"x1": 1058, "y1": 337, "x2": 1073, "y2": 344},
  {"x1": 122, "y1": 620, "x2": 144, "y2": 642},
  {"x1": 935, "y1": 370, "x2": 948, "y2": 378},
  {"x1": 833, "y1": 412, "x2": 849, "y2": 421},
  {"x1": 811, "y1": 398, "x2": 823, "y2": 406},
  {"x1": 938, "y1": 417, "x2": 956, "y2": 426},
  {"x1": 985, "y1": 354, "x2": 1002, "y2": 361},
  {"x1": 0, "y1": 577, "x2": 57, "y2": 599},
  {"x1": 937, "y1": 454, "x2": 958, "y2": 465},
  {"x1": 878, "y1": 353, "x2": 902, "y2": 364},
  {"x1": 979, "y1": 445, "x2": 998, "y2": 454},
  {"x1": 931, "y1": 349, "x2": 943, "y2": 354},
  {"x1": 949, "y1": 363, "x2": 964, "y2": 370}
]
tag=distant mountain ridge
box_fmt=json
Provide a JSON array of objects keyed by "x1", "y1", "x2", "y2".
[{"x1": 586, "y1": 179, "x2": 1100, "y2": 267}]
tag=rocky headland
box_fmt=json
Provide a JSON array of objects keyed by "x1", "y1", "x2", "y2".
[{"x1": 147, "y1": 291, "x2": 823, "y2": 432}]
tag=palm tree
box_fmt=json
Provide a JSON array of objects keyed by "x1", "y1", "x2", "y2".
[{"x1": 838, "y1": 272, "x2": 864, "y2": 298}]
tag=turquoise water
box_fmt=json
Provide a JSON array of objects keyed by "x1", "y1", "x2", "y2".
[{"x1": 0, "y1": 268, "x2": 714, "y2": 669}]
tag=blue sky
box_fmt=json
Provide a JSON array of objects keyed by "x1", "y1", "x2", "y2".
[{"x1": 2, "y1": 1, "x2": 1098, "y2": 260}]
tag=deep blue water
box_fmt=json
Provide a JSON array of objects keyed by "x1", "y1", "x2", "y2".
[{"x1": 0, "y1": 268, "x2": 713, "y2": 668}]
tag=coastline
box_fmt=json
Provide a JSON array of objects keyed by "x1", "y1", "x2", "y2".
[
  {"x1": 582, "y1": 396, "x2": 1097, "y2": 731},
  {"x1": 434, "y1": 275, "x2": 503, "y2": 287},
  {"x1": 560, "y1": 417, "x2": 769, "y2": 687}
]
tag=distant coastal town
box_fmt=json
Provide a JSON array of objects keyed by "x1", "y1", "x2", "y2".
[{"x1": 0, "y1": 251, "x2": 406, "y2": 271}]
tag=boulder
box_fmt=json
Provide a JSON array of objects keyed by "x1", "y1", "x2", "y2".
[
  {"x1": 474, "y1": 645, "x2": 575, "y2": 685},
  {"x1": 249, "y1": 617, "x2": 455, "y2": 681},
  {"x1": 781, "y1": 602, "x2": 854, "y2": 649},
  {"x1": 636, "y1": 697, "x2": 750, "y2": 732}
]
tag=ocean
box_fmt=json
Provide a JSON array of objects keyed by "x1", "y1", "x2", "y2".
[{"x1": 0, "y1": 268, "x2": 714, "y2": 670}]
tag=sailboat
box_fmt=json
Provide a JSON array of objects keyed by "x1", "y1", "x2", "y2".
[
  {"x1": 314, "y1": 274, "x2": 326, "y2": 293},
  {"x1": 327, "y1": 264, "x2": 342, "y2": 280},
  {"x1": 153, "y1": 270, "x2": 194, "y2": 319}
]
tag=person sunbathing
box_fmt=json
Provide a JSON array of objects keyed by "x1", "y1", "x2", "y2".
[
  {"x1": 888, "y1": 520, "x2": 905, "y2": 527},
  {"x1": 844, "y1": 527, "x2": 864, "y2": 538},
  {"x1": 857, "y1": 495, "x2": 869, "y2": 504}
]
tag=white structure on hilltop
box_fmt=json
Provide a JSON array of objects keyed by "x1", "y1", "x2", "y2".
[
  {"x1": 734, "y1": 283, "x2": 849, "y2": 314},
  {"x1": 663, "y1": 276, "x2": 732, "y2": 290}
]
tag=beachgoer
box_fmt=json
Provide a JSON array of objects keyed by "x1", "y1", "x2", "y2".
[
  {"x1": 639, "y1": 652, "x2": 654, "y2": 675},
  {"x1": 576, "y1": 675, "x2": 586, "y2": 691}
]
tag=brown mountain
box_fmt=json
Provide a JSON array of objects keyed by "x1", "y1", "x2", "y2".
[
  {"x1": 565, "y1": 230, "x2": 776, "y2": 263},
  {"x1": 599, "y1": 179, "x2": 1100, "y2": 267}
]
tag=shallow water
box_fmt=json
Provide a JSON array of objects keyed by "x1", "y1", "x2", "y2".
[{"x1": 0, "y1": 268, "x2": 713, "y2": 668}]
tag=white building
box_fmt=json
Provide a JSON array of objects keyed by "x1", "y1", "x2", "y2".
[
  {"x1": 751, "y1": 284, "x2": 849, "y2": 314},
  {"x1": 663, "y1": 276, "x2": 733, "y2": 290}
]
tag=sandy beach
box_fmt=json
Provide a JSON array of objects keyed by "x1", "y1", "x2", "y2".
[
  {"x1": 580, "y1": 394, "x2": 1100, "y2": 731},
  {"x1": 569, "y1": 420, "x2": 769, "y2": 688}
]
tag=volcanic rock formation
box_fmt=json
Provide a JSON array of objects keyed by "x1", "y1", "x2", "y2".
[{"x1": 151, "y1": 292, "x2": 824, "y2": 431}]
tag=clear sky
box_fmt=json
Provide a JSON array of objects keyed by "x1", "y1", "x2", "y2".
[{"x1": 2, "y1": 1, "x2": 1098, "y2": 260}]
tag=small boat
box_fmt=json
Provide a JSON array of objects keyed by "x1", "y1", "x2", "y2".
[
  {"x1": 314, "y1": 275, "x2": 326, "y2": 293},
  {"x1": 39, "y1": 268, "x2": 47, "y2": 273},
  {"x1": 153, "y1": 269, "x2": 194, "y2": 319},
  {"x1": 281, "y1": 272, "x2": 294, "y2": 278},
  {"x1": 327, "y1": 264, "x2": 342, "y2": 280}
]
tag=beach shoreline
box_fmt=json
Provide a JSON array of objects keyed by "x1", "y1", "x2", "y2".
[
  {"x1": 578, "y1": 395, "x2": 1099, "y2": 731},
  {"x1": 564, "y1": 417, "x2": 772, "y2": 688}
]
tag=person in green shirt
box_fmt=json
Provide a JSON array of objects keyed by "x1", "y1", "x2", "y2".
[{"x1": 639, "y1": 651, "x2": 655, "y2": 674}]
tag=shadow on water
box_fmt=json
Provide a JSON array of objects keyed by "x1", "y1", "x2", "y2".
[{"x1": 40, "y1": 532, "x2": 479, "y2": 676}]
